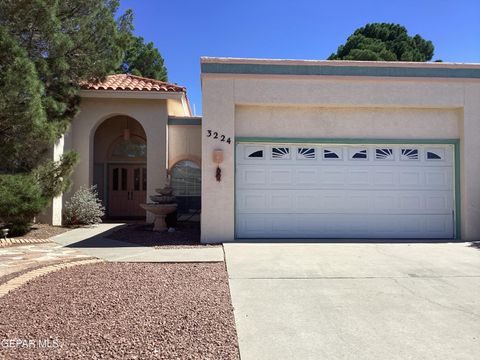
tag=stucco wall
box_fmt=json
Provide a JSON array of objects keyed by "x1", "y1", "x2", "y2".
[
  {"x1": 65, "y1": 97, "x2": 169, "y2": 222},
  {"x1": 168, "y1": 125, "x2": 202, "y2": 168},
  {"x1": 235, "y1": 105, "x2": 460, "y2": 139},
  {"x1": 168, "y1": 98, "x2": 189, "y2": 116},
  {"x1": 93, "y1": 115, "x2": 146, "y2": 163},
  {"x1": 201, "y1": 71, "x2": 480, "y2": 242}
]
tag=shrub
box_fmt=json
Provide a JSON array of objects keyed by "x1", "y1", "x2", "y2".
[
  {"x1": 0, "y1": 174, "x2": 48, "y2": 236},
  {"x1": 64, "y1": 185, "x2": 105, "y2": 226}
]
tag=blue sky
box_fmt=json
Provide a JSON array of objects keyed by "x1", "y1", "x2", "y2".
[{"x1": 118, "y1": 0, "x2": 480, "y2": 115}]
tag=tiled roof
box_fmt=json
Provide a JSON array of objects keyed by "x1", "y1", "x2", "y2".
[{"x1": 81, "y1": 74, "x2": 186, "y2": 92}]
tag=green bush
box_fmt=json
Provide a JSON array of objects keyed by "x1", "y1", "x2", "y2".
[
  {"x1": 64, "y1": 185, "x2": 105, "y2": 226},
  {"x1": 0, "y1": 174, "x2": 47, "y2": 236},
  {"x1": 0, "y1": 153, "x2": 79, "y2": 236}
]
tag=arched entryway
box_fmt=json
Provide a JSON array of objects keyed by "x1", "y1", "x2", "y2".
[
  {"x1": 170, "y1": 160, "x2": 201, "y2": 215},
  {"x1": 93, "y1": 115, "x2": 147, "y2": 218}
]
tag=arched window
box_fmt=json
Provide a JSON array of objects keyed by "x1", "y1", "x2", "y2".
[
  {"x1": 171, "y1": 160, "x2": 201, "y2": 196},
  {"x1": 110, "y1": 136, "x2": 146, "y2": 159}
]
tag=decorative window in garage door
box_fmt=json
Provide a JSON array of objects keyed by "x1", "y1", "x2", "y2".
[
  {"x1": 401, "y1": 148, "x2": 419, "y2": 160},
  {"x1": 297, "y1": 147, "x2": 316, "y2": 159},
  {"x1": 426, "y1": 148, "x2": 445, "y2": 160},
  {"x1": 375, "y1": 148, "x2": 394, "y2": 160},
  {"x1": 323, "y1": 148, "x2": 342, "y2": 160},
  {"x1": 350, "y1": 148, "x2": 368, "y2": 160},
  {"x1": 271, "y1": 147, "x2": 290, "y2": 159},
  {"x1": 245, "y1": 146, "x2": 265, "y2": 159}
]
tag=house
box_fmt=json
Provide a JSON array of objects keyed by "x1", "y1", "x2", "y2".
[
  {"x1": 200, "y1": 57, "x2": 480, "y2": 242},
  {"x1": 40, "y1": 74, "x2": 201, "y2": 224},
  {"x1": 41, "y1": 59, "x2": 480, "y2": 242}
]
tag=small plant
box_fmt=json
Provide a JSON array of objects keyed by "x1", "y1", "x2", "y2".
[
  {"x1": 0, "y1": 174, "x2": 47, "y2": 236},
  {"x1": 64, "y1": 185, "x2": 105, "y2": 226}
]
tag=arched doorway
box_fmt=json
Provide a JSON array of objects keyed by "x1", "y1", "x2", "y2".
[
  {"x1": 93, "y1": 116, "x2": 147, "y2": 218},
  {"x1": 170, "y1": 160, "x2": 201, "y2": 214}
]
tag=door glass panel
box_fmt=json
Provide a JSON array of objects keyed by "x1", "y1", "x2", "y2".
[
  {"x1": 134, "y1": 168, "x2": 140, "y2": 191},
  {"x1": 121, "y1": 168, "x2": 128, "y2": 191},
  {"x1": 142, "y1": 168, "x2": 147, "y2": 191},
  {"x1": 112, "y1": 168, "x2": 119, "y2": 191}
]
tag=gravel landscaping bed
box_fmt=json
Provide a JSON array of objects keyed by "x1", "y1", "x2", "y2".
[
  {"x1": 0, "y1": 257, "x2": 96, "y2": 286},
  {"x1": 11, "y1": 223, "x2": 70, "y2": 240},
  {"x1": 107, "y1": 222, "x2": 219, "y2": 248},
  {"x1": 0, "y1": 262, "x2": 239, "y2": 360}
]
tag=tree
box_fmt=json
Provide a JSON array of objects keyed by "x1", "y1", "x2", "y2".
[
  {"x1": 0, "y1": 0, "x2": 132, "y2": 233},
  {"x1": 0, "y1": 26, "x2": 51, "y2": 173},
  {"x1": 328, "y1": 23, "x2": 434, "y2": 62},
  {"x1": 116, "y1": 35, "x2": 168, "y2": 81},
  {"x1": 0, "y1": 0, "x2": 132, "y2": 161}
]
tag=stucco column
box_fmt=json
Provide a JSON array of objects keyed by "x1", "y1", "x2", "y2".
[
  {"x1": 37, "y1": 136, "x2": 65, "y2": 225},
  {"x1": 201, "y1": 78, "x2": 235, "y2": 243},
  {"x1": 462, "y1": 84, "x2": 480, "y2": 241},
  {"x1": 70, "y1": 115, "x2": 92, "y2": 193},
  {"x1": 144, "y1": 116, "x2": 168, "y2": 223}
]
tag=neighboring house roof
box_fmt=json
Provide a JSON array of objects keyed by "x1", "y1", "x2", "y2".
[{"x1": 81, "y1": 74, "x2": 186, "y2": 92}]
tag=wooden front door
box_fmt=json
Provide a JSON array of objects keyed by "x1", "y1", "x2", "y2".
[{"x1": 109, "y1": 165, "x2": 147, "y2": 218}]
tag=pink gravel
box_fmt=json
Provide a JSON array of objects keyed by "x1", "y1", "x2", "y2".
[
  {"x1": 107, "y1": 222, "x2": 220, "y2": 248},
  {"x1": 0, "y1": 262, "x2": 239, "y2": 359}
]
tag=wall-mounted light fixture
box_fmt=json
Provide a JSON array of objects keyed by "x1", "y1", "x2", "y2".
[{"x1": 213, "y1": 149, "x2": 224, "y2": 182}]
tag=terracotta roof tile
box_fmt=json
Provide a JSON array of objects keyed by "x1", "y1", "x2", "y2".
[{"x1": 81, "y1": 74, "x2": 185, "y2": 92}]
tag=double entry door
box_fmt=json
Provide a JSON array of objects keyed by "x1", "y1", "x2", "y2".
[{"x1": 109, "y1": 164, "x2": 147, "y2": 217}]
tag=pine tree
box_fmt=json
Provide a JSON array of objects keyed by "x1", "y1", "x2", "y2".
[
  {"x1": 0, "y1": 0, "x2": 133, "y2": 234},
  {"x1": 116, "y1": 35, "x2": 168, "y2": 81},
  {"x1": 328, "y1": 23, "x2": 434, "y2": 62}
]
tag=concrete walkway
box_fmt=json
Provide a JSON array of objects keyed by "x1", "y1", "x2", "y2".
[
  {"x1": 52, "y1": 224, "x2": 224, "y2": 263},
  {"x1": 224, "y1": 242, "x2": 480, "y2": 360}
]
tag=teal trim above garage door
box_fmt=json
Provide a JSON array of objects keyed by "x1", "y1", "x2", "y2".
[
  {"x1": 202, "y1": 62, "x2": 480, "y2": 79},
  {"x1": 235, "y1": 137, "x2": 461, "y2": 240}
]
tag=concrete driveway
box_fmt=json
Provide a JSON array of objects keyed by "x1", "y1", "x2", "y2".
[{"x1": 224, "y1": 242, "x2": 480, "y2": 360}]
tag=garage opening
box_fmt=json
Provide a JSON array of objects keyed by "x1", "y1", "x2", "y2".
[{"x1": 235, "y1": 142, "x2": 455, "y2": 239}]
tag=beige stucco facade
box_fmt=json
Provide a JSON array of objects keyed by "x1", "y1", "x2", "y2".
[
  {"x1": 42, "y1": 87, "x2": 201, "y2": 224},
  {"x1": 201, "y1": 58, "x2": 480, "y2": 242},
  {"x1": 168, "y1": 124, "x2": 202, "y2": 168}
]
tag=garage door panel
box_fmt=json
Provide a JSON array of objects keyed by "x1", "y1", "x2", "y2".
[
  {"x1": 242, "y1": 168, "x2": 267, "y2": 185},
  {"x1": 269, "y1": 169, "x2": 293, "y2": 185},
  {"x1": 237, "y1": 166, "x2": 452, "y2": 190},
  {"x1": 236, "y1": 213, "x2": 453, "y2": 239},
  {"x1": 294, "y1": 169, "x2": 318, "y2": 185},
  {"x1": 425, "y1": 171, "x2": 449, "y2": 186},
  {"x1": 236, "y1": 143, "x2": 455, "y2": 239},
  {"x1": 374, "y1": 195, "x2": 396, "y2": 209},
  {"x1": 321, "y1": 169, "x2": 346, "y2": 185},
  {"x1": 237, "y1": 189, "x2": 452, "y2": 214},
  {"x1": 271, "y1": 194, "x2": 292, "y2": 209},
  {"x1": 373, "y1": 170, "x2": 395, "y2": 185},
  {"x1": 425, "y1": 195, "x2": 449, "y2": 210},
  {"x1": 242, "y1": 193, "x2": 267, "y2": 210},
  {"x1": 347, "y1": 170, "x2": 370, "y2": 185}
]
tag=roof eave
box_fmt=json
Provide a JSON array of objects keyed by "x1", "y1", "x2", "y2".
[
  {"x1": 200, "y1": 56, "x2": 480, "y2": 69},
  {"x1": 79, "y1": 89, "x2": 185, "y2": 100}
]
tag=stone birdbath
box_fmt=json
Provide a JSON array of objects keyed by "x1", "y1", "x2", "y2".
[{"x1": 140, "y1": 186, "x2": 178, "y2": 231}]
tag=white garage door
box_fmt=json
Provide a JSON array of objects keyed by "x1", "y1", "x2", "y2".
[{"x1": 236, "y1": 143, "x2": 455, "y2": 239}]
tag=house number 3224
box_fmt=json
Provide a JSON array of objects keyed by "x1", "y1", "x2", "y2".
[{"x1": 206, "y1": 130, "x2": 231, "y2": 144}]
